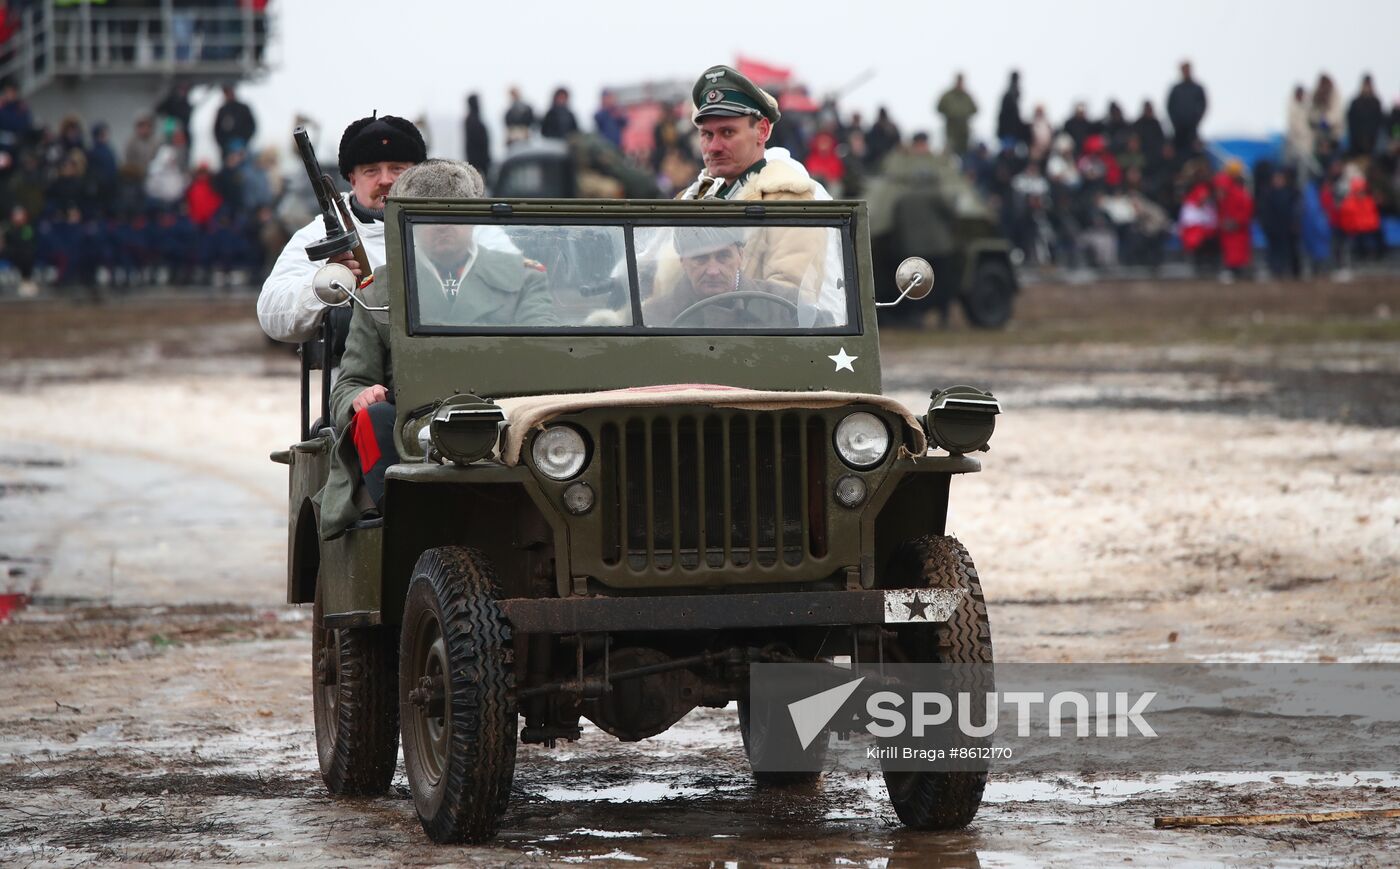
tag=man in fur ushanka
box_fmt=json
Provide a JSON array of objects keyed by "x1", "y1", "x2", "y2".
[
  {"x1": 677, "y1": 65, "x2": 829, "y2": 303},
  {"x1": 258, "y1": 113, "x2": 425, "y2": 343}
]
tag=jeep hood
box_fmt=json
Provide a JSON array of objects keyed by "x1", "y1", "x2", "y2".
[{"x1": 495, "y1": 384, "x2": 927, "y2": 465}]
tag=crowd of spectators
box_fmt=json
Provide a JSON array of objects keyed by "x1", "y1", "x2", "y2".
[
  {"x1": 956, "y1": 64, "x2": 1398, "y2": 277},
  {"x1": 471, "y1": 62, "x2": 1399, "y2": 280},
  {"x1": 0, "y1": 80, "x2": 290, "y2": 295},
  {"x1": 3, "y1": 60, "x2": 1397, "y2": 296}
]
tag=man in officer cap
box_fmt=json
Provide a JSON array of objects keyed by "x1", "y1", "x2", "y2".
[
  {"x1": 644, "y1": 225, "x2": 797, "y2": 327},
  {"x1": 257, "y1": 113, "x2": 426, "y2": 343},
  {"x1": 676, "y1": 65, "x2": 832, "y2": 311}
]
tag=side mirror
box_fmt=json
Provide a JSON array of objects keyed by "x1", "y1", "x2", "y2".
[
  {"x1": 877, "y1": 257, "x2": 935, "y2": 308},
  {"x1": 312, "y1": 263, "x2": 355, "y2": 307},
  {"x1": 311, "y1": 263, "x2": 389, "y2": 313}
]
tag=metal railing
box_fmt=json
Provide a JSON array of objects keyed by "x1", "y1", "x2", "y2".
[{"x1": 0, "y1": 0, "x2": 272, "y2": 95}]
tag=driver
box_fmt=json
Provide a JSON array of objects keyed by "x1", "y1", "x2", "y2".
[
  {"x1": 643, "y1": 226, "x2": 797, "y2": 327},
  {"x1": 674, "y1": 65, "x2": 827, "y2": 300}
]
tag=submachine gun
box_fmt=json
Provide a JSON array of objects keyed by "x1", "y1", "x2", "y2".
[
  {"x1": 293, "y1": 126, "x2": 369, "y2": 440},
  {"x1": 294, "y1": 126, "x2": 370, "y2": 269}
]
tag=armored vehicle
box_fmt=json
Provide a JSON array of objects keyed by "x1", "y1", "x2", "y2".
[
  {"x1": 272, "y1": 197, "x2": 1002, "y2": 843},
  {"x1": 493, "y1": 134, "x2": 661, "y2": 200},
  {"x1": 866, "y1": 150, "x2": 1018, "y2": 328}
]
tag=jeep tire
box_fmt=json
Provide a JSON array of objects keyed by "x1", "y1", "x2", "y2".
[
  {"x1": 312, "y1": 578, "x2": 399, "y2": 795},
  {"x1": 880, "y1": 535, "x2": 993, "y2": 830},
  {"x1": 738, "y1": 697, "x2": 826, "y2": 787},
  {"x1": 400, "y1": 547, "x2": 518, "y2": 844}
]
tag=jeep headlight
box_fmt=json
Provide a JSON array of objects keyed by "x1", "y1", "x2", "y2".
[
  {"x1": 923, "y1": 386, "x2": 1000, "y2": 455},
  {"x1": 532, "y1": 425, "x2": 588, "y2": 480},
  {"x1": 833, "y1": 412, "x2": 890, "y2": 469},
  {"x1": 429, "y1": 396, "x2": 504, "y2": 465}
]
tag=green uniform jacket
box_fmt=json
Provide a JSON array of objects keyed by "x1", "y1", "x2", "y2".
[
  {"x1": 316, "y1": 269, "x2": 393, "y2": 541},
  {"x1": 316, "y1": 250, "x2": 557, "y2": 539}
]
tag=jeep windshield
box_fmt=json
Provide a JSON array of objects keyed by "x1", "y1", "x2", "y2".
[{"x1": 403, "y1": 217, "x2": 855, "y2": 334}]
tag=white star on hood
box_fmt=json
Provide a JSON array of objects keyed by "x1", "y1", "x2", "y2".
[{"x1": 828, "y1": 347, "x2": 858, "y2": 372}]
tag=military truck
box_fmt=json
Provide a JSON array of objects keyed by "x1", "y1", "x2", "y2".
[
  {"x1": 271, "y1": 197, "x2": 1002, "y2": 843},
  {"x1": 865, "y1": 150, "x2": 1018, "y2": 329}
]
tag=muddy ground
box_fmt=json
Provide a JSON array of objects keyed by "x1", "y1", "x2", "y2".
[{"x1": 1, "y1": 278, "x2": 1398, "y2": 866}]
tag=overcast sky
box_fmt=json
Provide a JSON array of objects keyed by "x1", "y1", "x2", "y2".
[{"x1": 205, "y1": 0, "x2": 1400, "y2": 164}]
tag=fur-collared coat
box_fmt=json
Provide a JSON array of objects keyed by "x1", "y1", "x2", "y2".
[{"x1": 665, "y1": 154, "x2": 827, "y2": 311}]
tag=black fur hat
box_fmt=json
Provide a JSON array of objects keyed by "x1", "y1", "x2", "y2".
[{"x1": 337, "y1": 113, "x2": 426, "y2": 179}]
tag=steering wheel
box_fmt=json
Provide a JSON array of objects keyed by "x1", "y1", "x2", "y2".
[{"x1": 671, "y1": 290, "x2": 799, "y2": 327}]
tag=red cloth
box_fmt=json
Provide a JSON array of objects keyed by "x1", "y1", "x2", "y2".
[
  {"x1": 185, "y1": 173, "x2": 222, "y2": 227},
  {"x1": 736, "y1": 57, "x2": 792, "y2": 88},
  {"x1": 1216, "y1": 177, "x2": 1254, "y2": 269},
  {"x1": 350, "y1": 407, "x2": 382, "y2": 473}
]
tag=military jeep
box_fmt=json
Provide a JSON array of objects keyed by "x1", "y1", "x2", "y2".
[
  {"x1": 866, "y1": 150, "x2": 1018, "y2": 329},
  {"x1": 271, "y1": 197, "x2": 1001, "y2": 843}
]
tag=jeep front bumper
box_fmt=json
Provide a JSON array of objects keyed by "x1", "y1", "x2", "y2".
[{"x1": 498, "y1": 588, "x2": 963, "y2": 633}]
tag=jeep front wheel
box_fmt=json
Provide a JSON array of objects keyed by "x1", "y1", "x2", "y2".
[
  {"x1": 400, "y1": 547, "x2": 518, "y2": 844},
  {"x1": 738, "y1": 697, "x2": 825, "y2": 787},
  {"x1": 880, "y1": 535, "x2": 993, "y2": 830},
  {"x1": 311, "y1": 579, "x2": 399, "y2": 795}
]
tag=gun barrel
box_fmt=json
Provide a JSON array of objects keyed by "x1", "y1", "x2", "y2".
[{"x1": 294, "y1": 127, "x2": 337, "y2": 215}]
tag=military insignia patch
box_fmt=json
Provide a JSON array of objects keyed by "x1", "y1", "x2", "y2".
[
  {"x1": 706, "y1": 89, "x2": 722, "y2": 104},
  {"x1": 523, "y1": 258, "x2": 546, "y2": 272},
  {"x1": 358, "y1": 274, "x2": 375, "y2": 290}
]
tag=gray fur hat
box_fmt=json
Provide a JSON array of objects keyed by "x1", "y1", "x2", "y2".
[{"x1": 389, "y1": 159, "x2": 484, "y2": 199}]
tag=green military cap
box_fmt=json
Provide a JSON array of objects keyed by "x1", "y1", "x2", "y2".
[{"x1": 691, "y1": 65, "x2": 781, "y2": 125}]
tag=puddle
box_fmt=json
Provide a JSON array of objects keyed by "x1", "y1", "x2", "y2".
[
  {"x1": 567, "y1": 829, "x2": 656, "y2": 839},
  {"x1": 1190, "y1": 643, "x2": 1400, "y2": 663},
  {"x1": 0, "y1": 456, "x2": 67, "y2": 468},
  {"x1": 986, "y1": 771, "x2": 1400, "y2": 806},
  {"x1": 541, "y1": 780, "x2": 747, "y2": 803},
  {"x1": 0, "y1": 482, "x2": 53, "y2": 497}
]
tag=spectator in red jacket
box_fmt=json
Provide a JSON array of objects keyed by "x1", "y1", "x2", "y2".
[
  {"x1": 1178, "y1": 174, "x2": 1217, "y2": 274},
  {"x1": 185, "y1": 164, "x2": 223, "y2": 227},
  {"x1": 803, "y1": 124, "x2": 846, "y2": 196},
  {"x1": 1077, "y1": 134, "x2": 1122, "y2": 189},
  {"x1": 1215, "y1": 161, "x2": 1254, "y2": 277},
  {"x1": 1337, "y1": 175, "x2": 1383, "y2": 260}
]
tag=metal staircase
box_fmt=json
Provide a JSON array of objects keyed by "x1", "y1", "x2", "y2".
[{"x1": 1, "y1": 0, "x2": 273, "y2": 96}]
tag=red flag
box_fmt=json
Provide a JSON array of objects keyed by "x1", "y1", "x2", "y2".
[{"x1": 735, "y1": 56, "x2": 792, "y2": 88}]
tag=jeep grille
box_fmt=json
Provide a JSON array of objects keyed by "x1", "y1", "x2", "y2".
[{"x1": 598, "y1": 412, "x2": 829, "y2": 571}]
